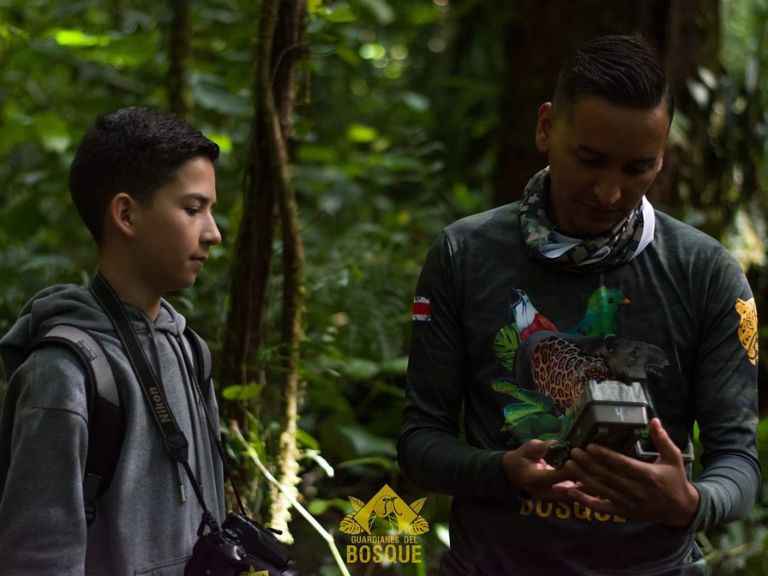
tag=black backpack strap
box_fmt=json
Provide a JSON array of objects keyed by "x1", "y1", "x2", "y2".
[
  {"x1": 30, "y1": 325, "x2": 123, "y2": 526},
  {"x1": 183, "y1": 326, "x2": 212, "y2": 398}
]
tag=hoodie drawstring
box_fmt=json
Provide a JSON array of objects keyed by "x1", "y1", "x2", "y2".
[{"x1": 176, "y1": 463, "x2": 187, "y2": 503}]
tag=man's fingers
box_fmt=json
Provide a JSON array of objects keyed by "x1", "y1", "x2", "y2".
[
  {"x1": 571, "y1": 445, "x2": 636, "y2": 478},
  {"x1": 566, "y1": 467, "x2": 630, "y2": 505},
  {"x1": 566, "y1": 449, "x2": 647, "y2": 508},
  {"x1": 566, "y1": 488, "x2": 621, "y2": 516},
  {"x1": 521, "y1": 439, "x2": 549, "y2": 460},
  {"x1": 649, "y1": 418, "x2": 682, "y2": 464}
]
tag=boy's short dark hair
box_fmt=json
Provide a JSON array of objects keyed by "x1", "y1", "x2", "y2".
[
  {"x1": 553, "y1": 35, "x2": 674, "y2": 121},
  {"x1": 69, "y1": 107, "x2": 220, "y2": 244}
]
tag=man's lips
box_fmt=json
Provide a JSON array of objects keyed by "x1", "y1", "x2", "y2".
[{"x1": 577, "y1": 203, "x2": 625, "y2": 220}]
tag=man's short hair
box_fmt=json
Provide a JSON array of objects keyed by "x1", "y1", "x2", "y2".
[
  {"x1": 553, "y1": 35, "x2": 673, "y2": 120},
  {"x1": 69, "y1": 107, "x2": 220, "y2": 244}
]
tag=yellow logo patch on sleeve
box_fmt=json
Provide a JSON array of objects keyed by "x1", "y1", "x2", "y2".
[{"x1": 735, "y1": 297, "x2": 759, "y2": 365}]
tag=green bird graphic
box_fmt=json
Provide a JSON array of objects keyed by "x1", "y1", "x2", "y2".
[{"x1": 566, "y1": 286, "x2": 630, "y2": 336}]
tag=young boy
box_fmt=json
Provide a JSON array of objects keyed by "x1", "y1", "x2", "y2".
[{"x1": 0, "y1": 107, "x2": 225, "y2": 574}]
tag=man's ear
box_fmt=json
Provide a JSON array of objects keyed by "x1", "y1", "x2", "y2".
[
  {"x1": 108, "y1": 193, "x2": 137, "y2": 238},
  {"x1": 535, "y1": 102, "x2": 554, "y2": 154}
]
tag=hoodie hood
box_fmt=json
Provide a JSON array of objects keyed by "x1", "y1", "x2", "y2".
[{"x1": 0, "y1": 282, "x2": 186, "y2": 379}]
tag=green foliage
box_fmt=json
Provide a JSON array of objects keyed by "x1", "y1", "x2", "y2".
[
  {"x1": 2, "y1": 0, "x2": 768, "y2": 574},
  {"x1": 494, "y1": 324, "x2": 521, "y2": 372}
]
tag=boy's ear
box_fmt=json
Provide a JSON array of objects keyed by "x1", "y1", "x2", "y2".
[{"x1": 109, "y1": 193, "x2": 137, "y2": 238}]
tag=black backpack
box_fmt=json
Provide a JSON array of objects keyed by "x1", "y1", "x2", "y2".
[{"x1": 24, "y1": 324, "x2": 212, "y2": 525}]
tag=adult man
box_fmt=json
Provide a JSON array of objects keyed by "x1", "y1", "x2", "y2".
[
  {"x1": 399, "y1": 35, "x2": 760, "y2": 575},
  {"x1": 0, "y1": 107, "x2": 225, "y2": 574}
]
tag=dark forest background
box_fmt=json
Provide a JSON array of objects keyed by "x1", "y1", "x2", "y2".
[{"x1": 1, "y1": 1, "x2": 768, "y2": 574}]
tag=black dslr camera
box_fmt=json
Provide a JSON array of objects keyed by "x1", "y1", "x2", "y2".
[{"x1": 186, "y1": 512, "x2": 299, "y2": 576}]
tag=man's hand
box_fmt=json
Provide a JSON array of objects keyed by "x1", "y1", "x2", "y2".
[
  {"x1": 502, "y1": 439, "x2": 577, "y2": 500},
  {"x1": 558, "y1": 418, "x2": 700, "y2": 526}
]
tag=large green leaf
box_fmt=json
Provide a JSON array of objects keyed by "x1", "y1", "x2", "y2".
[{"x1": 494, "y1": 324, "x2": 520, "y2": 371}]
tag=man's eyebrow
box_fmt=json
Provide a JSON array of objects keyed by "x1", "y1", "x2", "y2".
[
  {"x1": 577, "y1": 144, "x2": 657, "y2": 164},
  {"x1": 576, "y1": 144, "x2": 605, "y2": 156}
]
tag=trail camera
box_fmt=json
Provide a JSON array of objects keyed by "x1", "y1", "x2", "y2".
[{"x1": 545, "y1": 379, "x2": 694, "y2": 468}]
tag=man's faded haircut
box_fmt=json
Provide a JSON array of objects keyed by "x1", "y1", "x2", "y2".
[
  {"x1": 69, "y1": 107, "x2": 220, "y2": 244},
  {"x1": 553, "y1": 35, "x2": 674, "y2": 121}
]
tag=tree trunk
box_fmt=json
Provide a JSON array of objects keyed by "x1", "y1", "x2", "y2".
[
  {"x1": 219, "y1": 0, "x2": 306, "y2": 539},
  {"x1": 656, "y1": 0, "x2": 723, "y2": 231},
  {"x1": 167, "y1": 0, "x2": 191, "y2": 118},
  {"x1": 262, "y1": 0, "x2": 306, "y2": 542},
  {"x1": 113, "y1": 0, "x2": 125, "y2": 30}
]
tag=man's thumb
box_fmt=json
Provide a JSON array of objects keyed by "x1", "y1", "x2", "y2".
[{"x1": 650, "y1": 418, "x2": 681, "y2": 463}]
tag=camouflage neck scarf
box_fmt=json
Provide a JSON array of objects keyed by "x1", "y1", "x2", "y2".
[{"x1": 518, "y1": 167, "x2": 654, "y2": 273}]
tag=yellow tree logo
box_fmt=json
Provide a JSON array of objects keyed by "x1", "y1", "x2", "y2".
[{"x1": 339, "y1": 484, "x2": 429, "y2": 535}]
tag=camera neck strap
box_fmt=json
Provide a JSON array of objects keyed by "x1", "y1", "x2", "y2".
[
  {"x1": 89, "y1": 272, "x2": 218, "y2": 531},
  {"x1": 176, "y1": 346, "x2": 248, "y2": 517}
]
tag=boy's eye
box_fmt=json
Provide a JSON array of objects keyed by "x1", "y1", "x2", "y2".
[{"x1": 184, "y1": 207, "x2": 200, "y2": 215}]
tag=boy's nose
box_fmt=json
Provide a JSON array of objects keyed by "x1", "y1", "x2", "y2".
[{"x1": 202, "y1": 213, "x2": 222, "y2": 246}]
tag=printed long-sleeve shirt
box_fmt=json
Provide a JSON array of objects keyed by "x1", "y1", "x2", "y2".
[{"x1": 399, "y1": 203, "x2": 760, "y2": 575}]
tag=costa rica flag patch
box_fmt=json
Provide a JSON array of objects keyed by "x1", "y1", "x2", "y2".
[{"x1": 412, "y1": 296, "x2": 431, "y2": 322}]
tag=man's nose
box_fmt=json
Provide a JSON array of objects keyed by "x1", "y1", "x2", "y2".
[{"x1": 593, "y1": 174, "x2": 622, "y2": 207}]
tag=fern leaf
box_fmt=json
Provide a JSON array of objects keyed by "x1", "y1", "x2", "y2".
[{"x1": 494, "y1": 324, "x2": 521, "y2": 371}]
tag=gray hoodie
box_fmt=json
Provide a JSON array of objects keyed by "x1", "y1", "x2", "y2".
[{"x1": 0, "y1": 283, "x2": 225, "y2": 575}]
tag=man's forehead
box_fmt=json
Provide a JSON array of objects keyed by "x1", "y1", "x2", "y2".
[
  {"x1": 557, "y1": 97, "x2": 669, "y2": 154},
  {"x1": 556, "y1": 95, "x2": 671, "y2": 126}
]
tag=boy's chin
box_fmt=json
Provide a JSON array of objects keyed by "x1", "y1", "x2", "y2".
[{"x1": 163, "y1": 275, "x2": 199, "y2": 293}]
